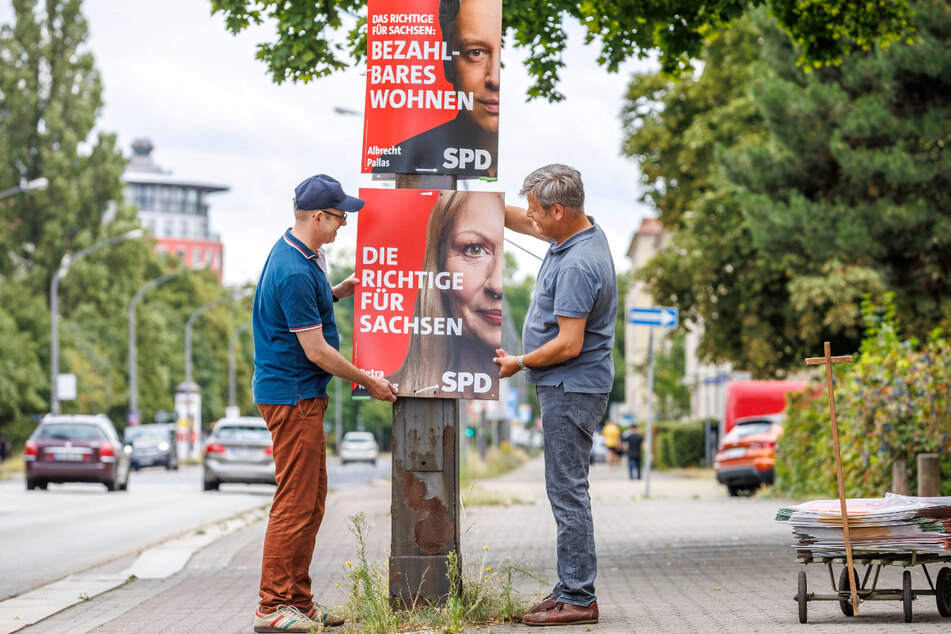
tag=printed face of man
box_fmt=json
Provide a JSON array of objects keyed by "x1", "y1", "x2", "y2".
[
  {"x1": 444, "y1": 196, "x2": 503, "y2": 349},
  {"x1": 451, "y1": 0, "x2": 501, "y2": 135}
]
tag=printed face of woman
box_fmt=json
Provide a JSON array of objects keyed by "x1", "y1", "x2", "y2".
[
  {"x1": 451, "y1": 0, "x2": 501, "y2": 135},
  {"x1": 444, "y1": 197, "x2": 504, "y2": 350}
]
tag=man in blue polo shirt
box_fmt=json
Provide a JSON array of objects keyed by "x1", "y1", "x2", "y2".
[
  {"x1": 252, "y1": 174, "x2": 397, "y2": 633},
  {"x1": 494, "y1": 164, "x2": 616, "y2": 627}
]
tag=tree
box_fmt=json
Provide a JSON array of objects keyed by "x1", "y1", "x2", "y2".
[
  {"x1": 0, "y1": 1, "x2": 260, "y2": 443},
  {"x1": 622, "y1": 1, "x2": 950, "y2": 375},
  {"x1": 209, "y1": 0, "x2": 914, "y2": 101}
]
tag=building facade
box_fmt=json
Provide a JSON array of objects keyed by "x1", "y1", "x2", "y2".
[
  {"x1": 122, "y1": 139, "x2": 228, "y2": 281},
  {"x1": 624, "y1": 217, "x2": 734, "y2": 424}
]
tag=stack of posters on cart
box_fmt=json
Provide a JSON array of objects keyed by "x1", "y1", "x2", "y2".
[{"x1": 776, "y1": 493, "x2": 951, "y2": 557}]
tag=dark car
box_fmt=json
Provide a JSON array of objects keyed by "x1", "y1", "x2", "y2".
[
  {"x1": 203, "y1": 417, "x2": 275, "y2": 491},
  {"x1": 124, "y1": 423, "x2": 178, "y2": 471},
  {"x1": 25, "y1": 414, "x2": 131, "y2": 492}
]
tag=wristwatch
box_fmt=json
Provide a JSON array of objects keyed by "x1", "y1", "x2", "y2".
[{"x1": 517, "y1": 355, "x2": 525, "y2": 370}]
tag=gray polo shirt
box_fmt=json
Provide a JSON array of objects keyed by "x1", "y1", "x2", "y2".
[{"x1": 522, "y1": 220, "x2": 617, "y2": 393}]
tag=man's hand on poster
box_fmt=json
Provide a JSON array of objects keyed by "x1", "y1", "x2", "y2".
[
  {"x1": 493, "y1": 347, "x2": 521, "y2": 379},
  {"x1": 332, "y1": 273, "x2": 358, "y2": 300},
  {"x1": 364, "y1": 375, "x2": 398, "y2": 402}
]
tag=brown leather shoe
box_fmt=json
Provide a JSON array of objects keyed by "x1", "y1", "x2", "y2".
[
  {"x1": 522, "y1": 600, "x2": 599, "y2": 626},
  {"x1": 525, "y1": 594, "x2": 558, "y2": 615}
]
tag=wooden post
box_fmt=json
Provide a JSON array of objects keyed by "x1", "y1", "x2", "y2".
[
  {"x1": 892, "y1": 459, "x2": 910, "y2": 496},
  {"x1": 918, "y1": 453, "x2": 940, "y2": 497},
  {"x1": 389, "y1": 173, "x2": 460, "y2": 607},
  {"x1": 805, "y1": 342, "x2": 858, "y2": 615}
]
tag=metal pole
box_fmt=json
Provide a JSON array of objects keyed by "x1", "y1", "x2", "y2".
[
  {"x1": 390, "y1": 172, "x2": 460, "y2": 607},
  {"x1": 50, "y1": 229, "x2": 143, "y2": 414},
  {"x1": 228, "y1": 320, "x2": 252, "y2": 408},
  {"x1": 50, "y1": 264, "x2": 63, "y2": 414},
  {"x1": 644, "y1": 327, "x2": 655, "y2": 498},
  {"x1": 185, "y1": 292, "x2": 239, "y2": 384},
  {"x1": 335, "y1": 378, "x2": 343, "y2": 454},
  {"x1": 129, "y1": 270, "x2": 185, "y2": 421}
]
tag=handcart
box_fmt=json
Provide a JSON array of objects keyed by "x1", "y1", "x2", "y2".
[{"x1": 794, "y1": 552, "x2": 951, "y2": 623}]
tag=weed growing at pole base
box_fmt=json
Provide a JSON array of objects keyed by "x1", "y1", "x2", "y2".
[{"x1": 338, "y1": 513, "x2": 543, "y2": 632}]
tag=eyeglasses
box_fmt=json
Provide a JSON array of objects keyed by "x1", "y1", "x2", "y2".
[{"x1": 319, "y1": 209, "x2": 347, "y2": 223}]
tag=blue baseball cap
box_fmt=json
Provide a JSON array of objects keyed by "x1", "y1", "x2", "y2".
[{"x1": 294, "y1": 174, "x2": 365, "y2": 213}]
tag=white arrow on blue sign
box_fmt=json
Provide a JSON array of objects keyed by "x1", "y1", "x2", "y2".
[{"x1": 629, "y1": 306, "x2": 679, "y2": 328}]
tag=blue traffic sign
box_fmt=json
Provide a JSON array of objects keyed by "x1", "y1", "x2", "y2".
[{"x1": 629, "y1": 306, "x2": 679, "y2": 328}]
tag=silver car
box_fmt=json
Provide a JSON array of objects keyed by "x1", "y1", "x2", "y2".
[
  {"x1": 202, "y1": 417, "x2": 275, "y2": 491},
  {"x1": 339, "y1": 431, "x2": 379, "y2": 465}
]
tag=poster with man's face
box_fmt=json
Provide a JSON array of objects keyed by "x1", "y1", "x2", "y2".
[
  {"x1": 361, "y1": 0, "x2": 502, "y2": 178},
  {"x1": 352, "y1": 188, "x2": 504, "y2": 400}
]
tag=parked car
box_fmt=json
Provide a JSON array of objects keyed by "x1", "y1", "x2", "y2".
[
  {"x1": 714, "y1": 413, "x2": 784, "y2": 496},
  {"x1": 589, "y1": 431, "x2": 607, "y2": 464},
  {"x1": 339, "y1": 431, "x2": 378, "y2": 465},
  {"x1": 24, "y1": 414, "x2": 131, "y2": 492},
  {"x1": 203, "y1": 417, "x2": 275, "y2": 491},
  {"x1": 124, "y1": 423, "x2": 178, "y2": 471}
]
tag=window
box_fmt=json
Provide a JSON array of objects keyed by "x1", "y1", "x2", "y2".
[
  {"x1": 192, "y1": 249, "x2": 201, "y2": 266},
  {"x1": 37, "y1": 423, "x2": 106, "y2": 441}
]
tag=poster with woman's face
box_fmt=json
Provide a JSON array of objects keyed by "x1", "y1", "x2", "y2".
[
  {"x1": 361, "y1": 0, "x2": 502, "y2": 178},
  {"x1": 353, "y1": 188, "x2": 504, "y2": 399}
]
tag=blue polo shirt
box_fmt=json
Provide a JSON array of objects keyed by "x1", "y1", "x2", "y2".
[
  {"x1": 522, "y1": 221, "x2": 617, "y2": 393},
  {"x1": 252, "y1": 230, "x2": 339, "y2": 404}
]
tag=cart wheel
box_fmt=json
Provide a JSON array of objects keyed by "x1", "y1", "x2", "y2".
[
  {"x1": 838, "y1": 566, "x2": 858, "y2": 617},
  {"x1": 903, "y1": 569, "x2": 913, "y2": 623},
  {"x1": 936, "y1": 567, "x2": 951, "y2": 617},
  {"x1": 798, "y1": 570, "x2": 808, "y2": 624}
]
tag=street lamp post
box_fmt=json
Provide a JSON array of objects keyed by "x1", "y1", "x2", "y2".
[
  {"x1": 185, "y1": 288, "x2": 252, "y2": 385},
  {"x1": 227, "y1": 319, "x2": 252, "y2": 415},
  {"x1": 128, "y1": 267, "x2": 200, "y2": 424},
  {"x1": 50, "y1": 228, "x2": 144, "y2": 414},
  {"x1": 178, "y1": 288, "x2": 252, "y2": 459},
  {"x1": 0, "y1": 176, "x2": 48, "y2": 201}
]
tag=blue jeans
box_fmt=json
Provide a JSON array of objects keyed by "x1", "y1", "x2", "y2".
[
  {"x1": 627, "y1": 455, "x2": 641, "y2": 480},
  {"x1": 537, "y1": 385, "x2": 609, "y2": 607}
]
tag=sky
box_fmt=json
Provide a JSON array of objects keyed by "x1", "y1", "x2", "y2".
[{"x1": 10, "y1": 0, "x2": 657, "y2": 285}]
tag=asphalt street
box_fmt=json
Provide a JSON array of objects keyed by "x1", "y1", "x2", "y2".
[{"x1": 0, "y1": 456, "x2": 390, "y2": 600}]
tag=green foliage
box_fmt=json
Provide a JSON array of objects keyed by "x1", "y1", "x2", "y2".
[
  {"x1": 340, "y1": 512, "x2": 536, "y2": 632},
  {"x1": 775, "y1": 295, "x2": 951, "y2": 498},
  {"x1": 209, "y1": 0, "x2": 913, "y2": 102},
  {"x1": 625, "y1": 1, "x2": 951, "y2": 375},
  {"x1": 0, "y1": 2, "x2": 257, "y2": 443},
  {"x1": 653, "y1": 420, "x2": 707, "y2": 469}
]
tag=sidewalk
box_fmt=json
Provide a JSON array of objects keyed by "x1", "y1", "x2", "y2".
[{"x1": 16, "y1": 456, "x2": 951, "y2": 632}]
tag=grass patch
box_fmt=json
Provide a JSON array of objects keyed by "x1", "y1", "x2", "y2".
[
  {"x1": 338, "y1": 512, "x2": 543, "y2": 633},
  {"x1": 461, "y1": 483, "x2": 531, "y2": 507},
  {"x1": 460, "y1": 444, "x2": 530, "y2": 488},
  {"x1": 0, "y1": 453, "x2": 25, "y2": 479}
]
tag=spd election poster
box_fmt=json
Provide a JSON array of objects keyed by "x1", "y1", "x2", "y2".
[
  {"x1": 352, "y1": 188, "x2": 504, "y2": 400},
  {"x1": 361, "y1": 0, "x2": 501, "y2": 178}
]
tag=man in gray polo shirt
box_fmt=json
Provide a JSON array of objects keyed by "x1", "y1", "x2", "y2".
[{"x1": 494, "y1": 164, "x2": 616, "y2": 627}]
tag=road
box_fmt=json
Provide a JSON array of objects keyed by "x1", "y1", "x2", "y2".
[{"x1": 0, "y1": 455, "x2": 390, "y2": 600}]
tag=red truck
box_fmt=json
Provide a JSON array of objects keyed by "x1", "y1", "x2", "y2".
[{"x1": 714, "y1": 380, "x2": 808, "y2": 496}]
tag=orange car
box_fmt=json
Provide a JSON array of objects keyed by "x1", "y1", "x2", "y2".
[{"x1": 714, "y1": 414, "x2": 784, "y2": 496}]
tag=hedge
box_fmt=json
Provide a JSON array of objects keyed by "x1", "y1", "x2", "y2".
[
  {"x1": 652, "y1": 419, "x2": 707, "y2": 469},
  {"x1": 775, "y1": 298, "x2": 951, "y2": 498}
]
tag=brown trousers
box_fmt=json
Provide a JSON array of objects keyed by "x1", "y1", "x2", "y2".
[{"x1": 257, "y1": 397, "x2": 328, "y2": 612}]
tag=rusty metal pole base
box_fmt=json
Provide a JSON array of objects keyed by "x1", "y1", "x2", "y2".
[{"x1": 389, "y1": 397, "x2": 460, "y2": 608}]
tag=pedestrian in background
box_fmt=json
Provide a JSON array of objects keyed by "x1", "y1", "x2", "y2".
[
  {"x1": 251, "y1": 174, "x2": 397, "y2": 633},
  {"x1": 622, "y1": 424, "x2": 644, "y2": 480},
  {"x1": 601, "y1": 419, "x2": 621, "y2": 469},
  {"x1": 495, "y1": 164, "x2": 616, "y2": 627}
]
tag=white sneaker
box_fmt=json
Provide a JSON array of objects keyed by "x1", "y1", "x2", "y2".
[{"x1": 253, "y1": 605, "x2": 320, "y2": 632}]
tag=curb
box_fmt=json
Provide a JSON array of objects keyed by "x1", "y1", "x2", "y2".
[{"x1": 0, "y1": 505, "x2": 269, "y2": 633}]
